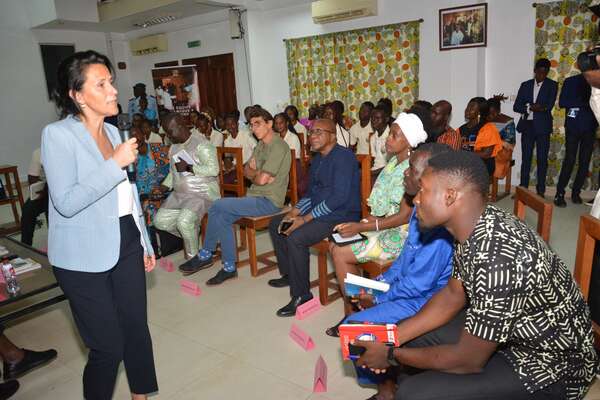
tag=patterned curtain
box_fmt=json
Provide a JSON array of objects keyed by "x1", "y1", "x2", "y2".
[
  {"x1": 285, "y1": 21, "x2": 420, "y2": 120},
  {"x1": 535, "y1": 1, "x2": 599, "y2": 189}
]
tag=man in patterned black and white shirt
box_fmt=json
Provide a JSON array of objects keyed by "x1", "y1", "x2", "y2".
[{"x1": 355, "y1": 150, "x2": 598, "y2": 400}]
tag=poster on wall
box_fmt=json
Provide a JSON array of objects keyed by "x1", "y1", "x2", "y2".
[{"x1": 151, "y1": 65, "x2": 200, "y2": 123}]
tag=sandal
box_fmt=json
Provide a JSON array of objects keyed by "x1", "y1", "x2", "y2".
[{"x1": 325, "y1": 316, "x2": 346, "y2": 337}]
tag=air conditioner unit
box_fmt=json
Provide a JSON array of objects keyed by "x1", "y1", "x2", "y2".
[
  {"x1": 312, "y1": 0, "x2": 377, "y2": 24},
  {"x1": 129, "y1": 34, "x2": 168, "y2": 56}
]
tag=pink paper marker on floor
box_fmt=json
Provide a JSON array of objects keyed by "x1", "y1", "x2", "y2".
[
  {"x1": 180, "y1": 279, "x2": 201, "y2": 296},
  {"x1": 313, "y1": 355, "x2": 327, "y2": 393},
  {"x1": 295, "y1": 297, "x2": 321, "y2": 320},
  {"x1": 289, "y1": 323, "x2": 315, "y2": 351},
  {"x1": 159, "y1": 258, "x2": 174, "y2": 272}
]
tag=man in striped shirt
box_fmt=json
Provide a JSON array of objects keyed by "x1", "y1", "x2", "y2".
[
  {"x1": 268, "y1": 118, "x2": 362, "y2": 317},
  {"x1": 430, "y1": 100, "x2": 462, "y2": 150}
]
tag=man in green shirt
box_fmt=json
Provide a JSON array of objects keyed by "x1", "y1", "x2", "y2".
[{"x1": 179, "y1": 107, "x2": 291, "y2": 285}]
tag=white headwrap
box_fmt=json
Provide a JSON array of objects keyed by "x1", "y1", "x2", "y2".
[{"x1": 393, "y1": 112, "x2": 428, "y2": 148}]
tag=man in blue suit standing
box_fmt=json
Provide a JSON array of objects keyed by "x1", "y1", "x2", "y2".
[
  {"x1": 514, "y1": 58, "x2": 558, "y2": 197},
  {"x1": 554, "y1": 71, "x2": 598, "y2": 207}
]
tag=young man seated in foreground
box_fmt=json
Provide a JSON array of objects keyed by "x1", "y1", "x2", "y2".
[{"x1": 355, "y1": 151, "x2": 598, "y2": 400}]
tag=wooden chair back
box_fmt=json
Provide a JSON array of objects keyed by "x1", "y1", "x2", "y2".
[
  {"x1": 287, "y1": 149, "x2": 299, "y2": 206},
  {"x1": 513, "y1": 186, "x2": 553, "y2": 243},
  {"x1": 573, "y1": 214, "x2": 600, "y2": 348},
  {"x1": 296, "y1": 133, "x2": 309, "y2": 173},
  {"x1": 356, "y1": 154, "x2": 372, "y2": 218},
  {"x1": 216, "y1": 147, "x2": 245, "y2": 197}
]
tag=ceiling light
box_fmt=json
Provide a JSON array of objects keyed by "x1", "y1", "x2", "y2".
[{"x1": 133, "y1": 15, "x2": 179, "y2": 28}]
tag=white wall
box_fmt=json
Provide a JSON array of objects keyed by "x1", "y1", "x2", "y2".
[
  {"x1": 110, "y1": 10, "x2": 252, "y2": 112},
  {"x1": 244, "y1": 0, "x2": 552, "y2": 125},
  {"x1": 0, "y1": 1, "x2": 109, "y2": 178}
]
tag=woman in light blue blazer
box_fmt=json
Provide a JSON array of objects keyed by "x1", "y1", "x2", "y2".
[{"x1": 41, "y1": 50, "x2": 157, "y2": 400}]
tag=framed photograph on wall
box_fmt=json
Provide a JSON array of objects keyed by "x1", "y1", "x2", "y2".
[{"x1": 439, "y1": 3, "x2": 487, "y2": 51}]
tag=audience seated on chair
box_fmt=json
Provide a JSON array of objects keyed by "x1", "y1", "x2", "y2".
[
  {"x1": 342, "y1": 143, "x2": 455, "y2": 400},
  {"x1": 324, "y1": 101, "x2": 355, "y2": 149},
  {"x1": 274, "y1": 112, "x2": 305, "y2": 196},
  {"x1": 430, "y1": 100, "x2": 462, "y2": 150},
  {"x1": 179, "y1": 107, "x2": 291, "y2": 285},
  {"x1": 327, "y1": 111, "x2": 429, "y2": 330},
  {"x1": 20, "y1": 148, "x2": 48, "y2": 247},
  {"x1": 460, "y1": 97, "x2": 502, "y2": 177},
  {"x1": 285, "y1": 105, "x2": 307, "y2": 143},
  {"x1": 354, "y1": 151, "x2": 598, "y2": 400},
  {"x1": 222, "y1": 112, "x2": 257, "y2": 184},
  {"x1": 350, "y1": 101, "x2": 375, "y2": 155},
  {"x1": 369, "y1": 105, "x2": 392, "y2": 184},
  {"x1": 267, "y1": 118, "x2": 361, "y2": 317},
  {"x1": 488, "y1": 95, "x2": 516, "y2": 181},
  {"x1": 153, "y1": 113, "x2": 220, "y2": 260},
  {"x1": 131, "y1": 126, "x2": 163, "y2": 199},
  {"x1": 193, "y1": 112, "x2": 223, "y2": 148}
]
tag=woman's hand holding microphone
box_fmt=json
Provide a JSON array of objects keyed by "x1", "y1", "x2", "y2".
[{"x1": 113, "y1": 138, "x2": 138, "y2": 168}]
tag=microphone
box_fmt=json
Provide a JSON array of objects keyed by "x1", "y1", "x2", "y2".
[{"x1": 117, "y1": 113, "x2": 136, "y2": 182}]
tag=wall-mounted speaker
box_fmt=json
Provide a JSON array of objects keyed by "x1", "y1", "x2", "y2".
[{"x1": 229, "y1": 9, "x2": 243, "y2": 39}]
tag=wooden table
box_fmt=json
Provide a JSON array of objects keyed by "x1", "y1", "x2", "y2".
[
  {"x1": 0, "y1": 236, "x2": 65, "y2": 324},
  {"x1": 0, "y1": 165, "x2": 24, "y2": 235}
]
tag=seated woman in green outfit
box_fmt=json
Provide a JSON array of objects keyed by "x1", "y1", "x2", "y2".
[{"x1": 327, "y1": 109, "x2": 430, "y2": 336}]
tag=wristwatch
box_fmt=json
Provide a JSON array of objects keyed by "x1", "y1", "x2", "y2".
[{"x1": 387, "y1": 346, "x2": 400, "y2": 367}]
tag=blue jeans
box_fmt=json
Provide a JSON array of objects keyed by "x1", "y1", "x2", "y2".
[{"x1": 202, "y1": 196, "x2": 280, "y2": 267}]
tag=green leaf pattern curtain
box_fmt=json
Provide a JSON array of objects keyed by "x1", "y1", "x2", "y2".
[
  {"x1": 535, "y1": 1, "x2": 599, "y2": 189},
  {"x1": 285, "y1": 21, "x2": 420, "y2": 120}
]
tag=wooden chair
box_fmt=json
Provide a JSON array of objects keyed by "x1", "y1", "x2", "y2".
[
  {"x1": 201, "y1": 146, "x2": 247, "y2": 253},
  {"x1": 297, "y1": 133, "x2": 309, "y2": 173},
  {"x1": 490, "y1": 160, "x2": 513, "y2": 202},
  {"x1": 216, "y1": 147, "x2": 245, "y2": 197},
  {"x1": 309, "y1": 154, "x2": 372, "y2": 305},
  {"x1": 573, "y1": 214, "x2": 600, "y2": 349},
  {"x1": 513, "y1": 186, "x2": 553, "y2": 243},
  {"x1": 235, "y1": 149, "x2": 298, "y2": 276}
]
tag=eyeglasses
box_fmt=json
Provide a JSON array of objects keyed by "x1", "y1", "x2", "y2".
[{"x1": 308, "y1": 128, "x2": 335, "y2": 136}]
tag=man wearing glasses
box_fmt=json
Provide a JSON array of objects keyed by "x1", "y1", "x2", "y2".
[
  {"x1": 268, "y1": 118, "x2": 362, "y2": 317},
  {"x1": 179, "y1": 107, "x2": 292, "y2": 285}
]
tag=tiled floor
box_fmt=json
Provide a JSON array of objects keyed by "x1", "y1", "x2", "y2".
[{"x1": 0, "y1": 194, "x2": 598, "y2": 399}]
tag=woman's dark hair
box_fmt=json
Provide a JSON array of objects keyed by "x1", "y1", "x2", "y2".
[
  {"x1": 274, "y1": 112, "x2": 297, "y2": 135},
  {"x1": 284, "y1": 105, "x2": 299, "y2": 120},
  {"x1": 487, "y1": 97, "x2": 501, "y2": 113},
  {"x1": 469, "y1": 96, "x2": 489, "y2": 121},
  {"x1": 53, "y1": 50, "x2": 114, "y2": 118},
  {"x1": 407, "y1": 107, "x2": 433, "y2": 140},
  {"x1": 325, "y1": 101, "x2": 345, "y2": 128},
  {"x1": 377, "y1": 98, "x2": 394, "y2": 118}
]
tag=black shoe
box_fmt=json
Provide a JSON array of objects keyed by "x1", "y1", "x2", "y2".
[
  {"x1": 325, "y1": 316, "x2": 346, "y2": 338},
  {"x1": 553, "y1": 194, "x2": 567, "y2": 208},
  {"x1": 268, "y1": 275, "x2": 289, "y2": 288},
  {"x1": 572, "y1": 193, "x2": 583, "y2": 204},
  {"x1": 0, "y1": 380, "x2": 18, "y2": 400},
  {"x1": 276, "y1": 294, "x2": 314, "y2": 317},
  {"x1": 3, "y1": 349, "x2": 57, "y2": 380},
  {"x1": 206, "y1": 269, "x2": 237, "y2": 286},
  {"x1": 179, "y1": 256, "x2": 214, "y2": 275}
]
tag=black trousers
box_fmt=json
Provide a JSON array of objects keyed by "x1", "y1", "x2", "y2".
[
  {"x1": 519, "y1": 121, "x2": 550, "y2": 194},
  {"x1": 556, "y1": 127, "x2": 595, "y2": 196},
  {"x1": 53, "y1": 216, "x2": 158, "y2": 400},
  {"x1": 268, "y1": 213, "x2": 336, "y2": 298},
  {"x1": 395, "y1": 311, "x2": 565, "y2": 400},
  {"x1": 20, "y1": 197, "x2": 48, "y2": 246}
]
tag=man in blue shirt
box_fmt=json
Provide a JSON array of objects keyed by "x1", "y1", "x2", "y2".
[
  {"x1": 554, "y1": 72, "x2": 598, "y2": 207},
  {"x1": 268, "y1": 118, "x2": 361, "y2": 317},
  {"x1": 127, "y1": 83, "x2": 158, "y2": 118},
  {"x1": 343, "y1": 143, "x2": 455, "y2": 398}
]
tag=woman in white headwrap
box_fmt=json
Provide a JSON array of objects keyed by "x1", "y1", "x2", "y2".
[{"x1": 326, "y1": 110, "x2": 429, "y2": 336}]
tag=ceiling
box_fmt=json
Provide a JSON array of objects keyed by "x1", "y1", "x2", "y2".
[
  {"x1": 33, "y1": 0, "x2": 236, "y2": 33},
  {"x1": 32, "y1": 0, "x2": 314, "y2": 33}
]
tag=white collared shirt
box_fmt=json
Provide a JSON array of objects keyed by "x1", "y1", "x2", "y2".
[
  {"x1": 370, "y1": 126, "x2": 390, "y2": 171},
  {"x1": 350, "y1": 121, "x2": 372, "y2": 155},
  {"x1": 527, "y1": 80, "x2": 544, "y2": 120}
]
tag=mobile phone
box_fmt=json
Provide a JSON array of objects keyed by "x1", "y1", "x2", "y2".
[{"x1": 279, "y1": 220, "x2": 293, "y2": 235}]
